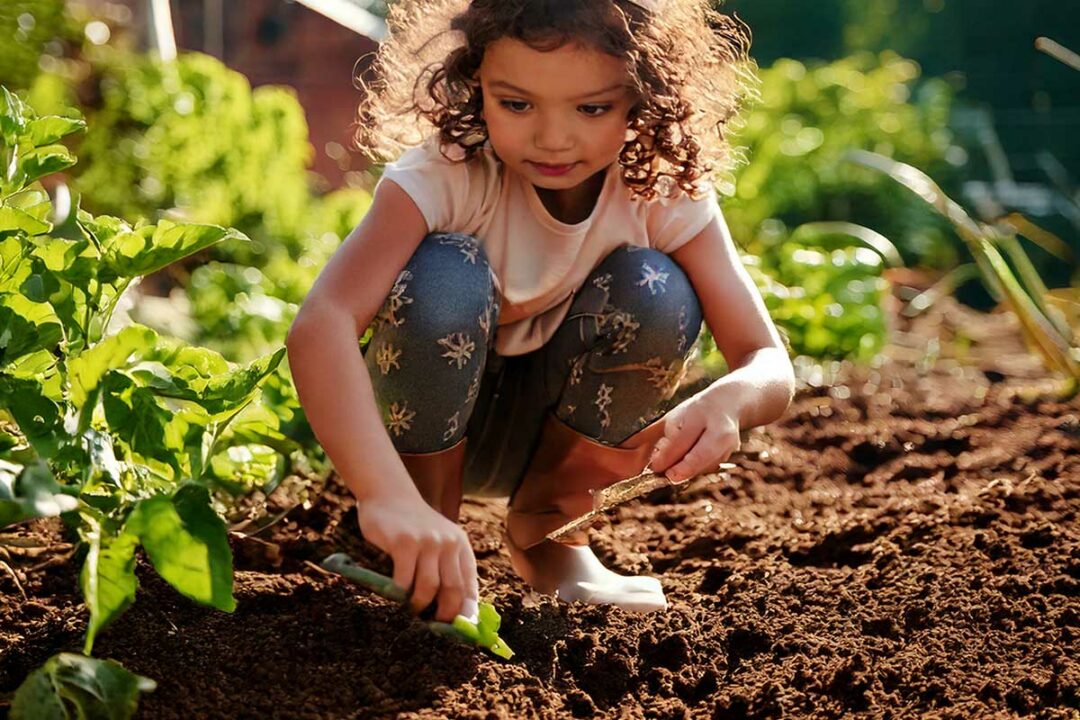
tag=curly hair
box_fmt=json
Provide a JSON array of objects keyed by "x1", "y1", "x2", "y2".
[{"x1": 350, "y1": 0, "x2": 757, "y2": 202}]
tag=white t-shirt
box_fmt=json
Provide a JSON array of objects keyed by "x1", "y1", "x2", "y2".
[{"x1": 379, "y1": 135, "x2": 720, "y2": 356}]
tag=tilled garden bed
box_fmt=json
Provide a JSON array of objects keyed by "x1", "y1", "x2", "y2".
[{"x1": 2, "y1": 303, "x2": 1078, "y2": 719}]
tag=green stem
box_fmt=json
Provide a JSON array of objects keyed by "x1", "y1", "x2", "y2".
[
  {"x1": 979, "y1": 238, "x2": 1080, "y2": 379},
  {"x1": 998, "y1": 232, "x2": 1072, "y2": 340}
]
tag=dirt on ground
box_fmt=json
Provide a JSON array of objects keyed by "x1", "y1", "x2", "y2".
[{"x1": 1, "y1": 297, "x2": 1078, "y2": 719}]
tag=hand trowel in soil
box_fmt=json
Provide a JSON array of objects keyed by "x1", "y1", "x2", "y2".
[
  {"x1": 321, "y1": 553, "x2": 514, "y2": 659},
  {"x1": 545, "y1": 463, "x2": 736, "y2": 543}
]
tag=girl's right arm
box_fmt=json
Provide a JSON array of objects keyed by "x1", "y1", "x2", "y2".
[{"x1": 285, "y1": 179, "x2": 478, "y2": 624}]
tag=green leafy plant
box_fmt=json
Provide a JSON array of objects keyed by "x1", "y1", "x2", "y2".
[
  {"x1": 10, "y1": 653, "x2": 156, "y2": 720},
  {"x1": 0, "y1": 0, "x2": 83, "y2": 91},
  {"x1": 697, "y1": 52, "x2": 958, "y2": 372},
  {"x1": 755, "y1": 224, "x2": 894, "y2": 362},
  {"x1": 695, "y1": 220, "x2": 896, "y2": 375},
  {"x1": 0, "y1": 86, "x2": 287, "y2": 664}
]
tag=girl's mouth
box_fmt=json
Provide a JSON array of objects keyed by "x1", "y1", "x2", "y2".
[{"x1": 530, "y1": 161, "x2": 577, "y2": 176}]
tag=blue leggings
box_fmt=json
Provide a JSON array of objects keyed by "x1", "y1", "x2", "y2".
[{"x1": 363, "y1": 232, "x2": 703, "y2": 496}]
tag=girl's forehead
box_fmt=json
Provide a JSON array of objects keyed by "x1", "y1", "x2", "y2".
[{"x1": 479, "y1": 38, "x2": 630, "y2": 96}]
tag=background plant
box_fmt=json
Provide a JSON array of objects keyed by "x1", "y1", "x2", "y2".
[
  {"x1": 0, "y1": 0, "x2": 83, "y2": 91},
  {"x1": 695, "y1": 52, "x2": 951, "y2": 371},
  {"x1": 851, "y1": 149, "x2": 1080, "y2": 397},
  {"x1": 725, "y1": 52, "x2": 962, "y2": 267}
]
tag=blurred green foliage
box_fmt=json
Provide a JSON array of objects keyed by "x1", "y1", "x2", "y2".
[
  {"x1": 748, "y1": 238, "x2": 890, "y2": 363},
  {"x1": 183, "y1": 185, "x2": 371, "y2": 364},
  {"x1": 0, "y1": 0, "x2": 81, "y2": 90},
  {"x1": 726, "y1": 0, "x2": 1080, "y2": 293},
  {"x1": 20, "y1": 48, "x2": 371, "y2": 458},
  {"x1": 727, "y1": 52, "x2": 963, "y2": 269},
  {"x1": 693, "y1": 51, "x2": 964, "y2": 365},
  {"x1": 71, "y1": 49, "x2": 313, "y2": 265}
]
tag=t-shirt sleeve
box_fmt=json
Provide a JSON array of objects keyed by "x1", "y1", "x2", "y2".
[
  {"x1": 645, "y1": 182, "x2": 722, "y2": 254},
  {"x1": 377, "y1": 138, "x2": 486, "y2": 235}
]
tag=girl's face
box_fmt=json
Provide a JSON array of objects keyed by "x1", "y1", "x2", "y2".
[{"x1": 479, "y1": 38, "x2": 636, "y2": 191}]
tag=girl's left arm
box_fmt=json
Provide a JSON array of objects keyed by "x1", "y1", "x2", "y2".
[{"x1": 649, "y1": 210, "x2": 796, "y2": 484}]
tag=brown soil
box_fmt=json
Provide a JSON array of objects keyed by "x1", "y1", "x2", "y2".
[{"x1": 1, "y1": 298, "x2": 1078, "y2": 719}]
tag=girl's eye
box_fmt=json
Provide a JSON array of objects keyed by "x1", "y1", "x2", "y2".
[
  {"x1": 498, "y1": 101, "x2": 612, "y2": 117},
  {"x1": 580, "y1": 104, "x2": 612, "y2": 117},
  {"x1": 500, "y1": 100, "x2": 530, "y2": 113}
]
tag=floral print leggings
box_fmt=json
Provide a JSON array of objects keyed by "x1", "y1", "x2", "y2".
[{"x1": 363, "y1": 232, "x2": 703, "y2": 490}]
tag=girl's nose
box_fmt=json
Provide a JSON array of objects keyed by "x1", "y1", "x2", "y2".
[{"x1": 534, "y1": 121, "x2": 573, "y2": 154}]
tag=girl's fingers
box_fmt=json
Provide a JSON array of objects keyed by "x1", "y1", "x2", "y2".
[
  {"x1": 435, "y1": 548, "x2": 465, "y2": 623},
  {"x1": 391, "y1": 543, "x2": 418, "y2": 597},
  {"x1": 459, "y1": 543, "x2": 479, "y2": 609},
  {"x1": 409, "y1": 549, "x2": 441, "y2": 615},
  {"x1": 666, "y1": 430, "x2": 730, "y2": 483},
  {"x1": 651, "y1": 418, "x2": 703, "y2": 475}
]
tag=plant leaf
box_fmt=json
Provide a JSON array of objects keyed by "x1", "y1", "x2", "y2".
[
  {"x1": 102, "y1": 221, "x2": 247, "y2": 281},
  {"x1": 0, "y1": 205, "x2": 51, "y2": 237},
  {"x1": 10, "y1": 653, "x2": 156, "y2": 720},
  {"x1": 80, "y1": 520, "x2": 139, "y2": 654},
  {"x1": 0, "y1": 374, "x2": 63, "y2": 459},
  {"x1": 790, "y1": 221, "x2": 904, "y2": 268},
  {"x1": 0, "y1": 87, "x2": 29, "y2": 147},
  {"x1": 0, "y1": 235, "x2": 33, "y2": 287},
  {"x1": 126, "y1": 485, "x2": 236, "y2": 611},
  {"x1": 0, "y1": 460, "x2": 79, "y2": 528},
  {"x1": 101, "y1": 372, "x2": 183, "y2": 477},
  {"x1": 9, "y1": 664, "x2": 67, "y2": 720},
  {"x1": 17, "y1": 144, "x2": 77, "y2": 188},
  {"x1": 143, "y1": 346, "x2": 286, "y2": 419},
  {"x1": 196, "y1": 347, "x2": 286, "y2": 418},
  {"x1": 69, "y1": 325, "x2": 157, "y2": 410},
  {"x1": 27, "y1": 116, "x2": 87, "y2": 148},
  {"x1": 0, "y1": 294, "x2": 63, "y2": 367}
]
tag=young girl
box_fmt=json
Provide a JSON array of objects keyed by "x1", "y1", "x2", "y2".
[{"x1": 287, "y1": 0, "x2": 794, "y2": 624}]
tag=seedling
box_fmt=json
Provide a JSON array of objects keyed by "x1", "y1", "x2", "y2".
[{"x1": 321, "y1": 553, "x2": 514, "y2": 660}]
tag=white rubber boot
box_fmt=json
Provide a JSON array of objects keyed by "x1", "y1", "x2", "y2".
[{"x1": 507, "y1": 535, "x2": 667, "y2": 613}]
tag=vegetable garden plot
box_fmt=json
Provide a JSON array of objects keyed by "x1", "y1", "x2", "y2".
[{"x1": 2, "y1": 304, "x2": 1077, "y2": 719}]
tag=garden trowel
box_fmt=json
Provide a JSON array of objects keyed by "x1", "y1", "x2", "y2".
[{"x1": 545, "y1": 462, "x2": 736, "y2": 542}]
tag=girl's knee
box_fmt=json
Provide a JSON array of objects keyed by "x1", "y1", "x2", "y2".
[
  {"x1": 594, "y1": 245, "x2": 701, "y2": 334},
  {"x1": 409, "y1": 232, "x2": 494, "y2": 288},
  {"x1": 417, "y1": 231, "x2": 489, "y2": 261},
  {"x1": 587, "y1": 243, "x2": 704, "y2": 354},
  {"x1": 375, "y1": 232, "x2": 499, "y2": 339}
]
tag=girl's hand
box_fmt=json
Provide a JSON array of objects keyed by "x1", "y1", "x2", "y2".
[
  {"x1": 647, "y1": 387, "x2": 742, "y2": 484},
  {"x1": 355, "y1": 494, "x2": 479, "y2": 624}
]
